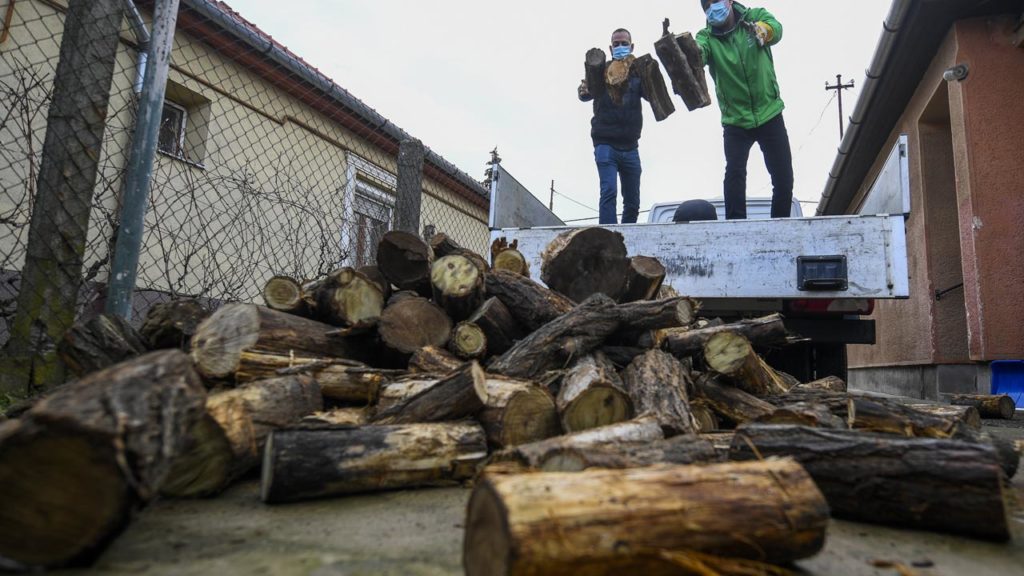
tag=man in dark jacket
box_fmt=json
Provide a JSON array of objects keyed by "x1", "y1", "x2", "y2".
[
  {"x1": 579, "y1": 28, "x2": 645, "y2": 225},
  {"x1": 696, "y1": 1, "x2": 794, "y2": 219}
]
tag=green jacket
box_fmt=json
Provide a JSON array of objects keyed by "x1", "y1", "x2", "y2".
[{"x1": 696, "y1": 3, "x2": 784, "y2": 129}]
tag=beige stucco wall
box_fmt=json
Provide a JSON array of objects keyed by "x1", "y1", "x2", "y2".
[
  {"x1": 0, "y1": 0, "x2": 488, "y2": 306},
  {"x1": 846, "y1": 15, "x2": 1024, "y2": 369}
]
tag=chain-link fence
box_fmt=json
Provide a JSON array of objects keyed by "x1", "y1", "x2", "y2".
[{"x1": 0, "y1": 0, "x2": 491, "y2": 398}]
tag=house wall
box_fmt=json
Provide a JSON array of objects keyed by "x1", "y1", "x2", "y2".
[
  {"x1": 845, "y1": 14, "x2": 1024, "y2": 396},
  {"x1": 0, "y1": 0, "x2": 488, "y2": 312}
]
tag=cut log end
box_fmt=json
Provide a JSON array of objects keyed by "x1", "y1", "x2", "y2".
[
  {"x1": 451, "y1": 322, "x2": 487, "y2": 360},
  {"x1": 493, "y1": 249, "x2": 529, "y2": 277},
  {"x1": 190, "y1": 304, "x2": 261, "y2": 380},
  {"x1": 432, "y1": 254, "x2": 483, "y2": 298},
  {"x1": 561, "y1": 386, "x2": 632, "y2": 433},
  {"x1": 262, "y1": 276, "x2": 304, "y2": 313}
]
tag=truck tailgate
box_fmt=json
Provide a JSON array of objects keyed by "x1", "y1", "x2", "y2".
[{"x1": 491, "y1": 215, "x2": 909, "y2": 300}]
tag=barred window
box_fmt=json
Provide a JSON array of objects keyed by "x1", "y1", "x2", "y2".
[{"x1": 157, "y1": 101, "x2": 187, "y2": 158}]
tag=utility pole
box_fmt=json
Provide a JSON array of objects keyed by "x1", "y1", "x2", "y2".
[
  {"x1": 825, "y1": 74, "x2": 855, "y2": 140},
  {"x1": 549, "y1": 180, "x2": 555, "y2": 212}
]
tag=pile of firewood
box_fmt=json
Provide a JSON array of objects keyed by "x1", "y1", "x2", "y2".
[{"x1": 0, "y1": 227, "x2": 1018, "y2": 572}]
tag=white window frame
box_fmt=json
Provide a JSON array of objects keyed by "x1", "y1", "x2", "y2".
[
  {"x1": 341, "y1": 153, "x2": 397, "y2": 267},
  {"x1": 157, "y1": 100, "x2": 188, "y2": 159}
]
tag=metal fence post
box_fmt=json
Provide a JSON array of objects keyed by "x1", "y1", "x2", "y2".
[
  {"x1": 105, "y1": 0, "x2": 181, "y2": 320},
  {"x1": 394, "y1": 138, "x2": 425, "y2": 235},
  {"x1": 0, "y1": 0, "x2": 126, "y2": 398}
]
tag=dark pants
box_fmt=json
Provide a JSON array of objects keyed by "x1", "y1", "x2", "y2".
[
  {"x1": 595, "y1": 144, "x2": 641, "y2": 225},
  {"x1": 722, "y1": 113, "x2": 794, "y2": 220}
]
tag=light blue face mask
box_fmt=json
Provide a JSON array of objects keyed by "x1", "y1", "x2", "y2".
[
  {"x1": 611, "y1": 45, "x2": 632, "y2": 60},
  {"x1": 706, "y1": 1, "x2": 731, "y2": 26}
]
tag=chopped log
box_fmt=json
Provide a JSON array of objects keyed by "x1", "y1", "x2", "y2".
[
  {"x1": 464, "y1": 459, "x2": 828, "y2": 575},
  {"x1": 160, "y1": 413, "x2": 233, "y2": 499},
  {"x1": 556, "y1": 353, "x2": 633, "y2": 433},
  {"x1": 408, "y1": 346, "x2": 462, "y2": 374},
  {"x1": 539, "y1": 435, "x2": 719, "y2": 472},
  {"x1": 479, "y1": 376, "x2": 561, "y2": 448},
  {"x1": 616, "y1": 296, "x2": 697, "y2": 333},
  {"x1": 758, "y1": 401, "x2": 847, "y2": 429},
  {"x1": 467, "y1": 297, "x2": 525, "y2": 357},
  {"x1": 663, "y1": 313, "x2": 787, "y2": 359},
  {"x1": 484, "y1": 270, "x2": 575, "y2": 332},
  {"x1": 488, "y1": 294, "x2": 620, "y2": 381},
  {"x1": 654, "y1": 30, "x2": 712, "y2": 111},
  {"x1": 704, "y1": 331, "x2": 791, "y2": 396},
  {"x1": 301, "y1": 407, "x2": 369, "y2": 427},
  {"x1": 690, "y1": 400, "x2": 720, "y2": 432},
  {"x1": 386, "y1": 289, "x2": 420, "y2": 307},
  {"x1": 207, "y1": 375, "x2": 322, "y2": 476},
  {"x1": 906, "y1": 404, "x2": 982, "y2": 430},
  {"x1": 450, "y1": 322, "x2": 487, "y2": 360},
  {"x1": 262, "y1": 275, "x2": 306, "y2": 315},
  {"x1": 356, "y1": 265, "x2": 392, "y2": 301},
  {"x1": 540, "y1": 227, "x2": 630, "y2": 303},
  {"x1": 792, "y1": 375, "x2": 847, "y2": 393},
  {"x1": 0, "y1": 351, "x2": 205, "y2": 568},
  {"x1": 583, "y1": 47, "x2": 607, "y2": 101},
  {"x1": 604, "y1": 55, "x2": 635, "y2": 105},
  {"x1": 491, "y1": 415, "x2": 664, "y2": 469},
  {"x1": 621, "y1": 255, "x2": 667, "y2": 302},
  {"x1": 429, "y1": 232, "x2": 468, "y2": 258},
  {"x1": 58, "y1": 313, "x2": 148, "y2": 377},
  {"x1": 950, "y1": 394, "x2": 1016, "y2": 420},
  {"x1": 676, "y1": 32, "x2": 711, "y2": 102},
  {"x1": 376, "y1": 230, "x2": 434, "y2": 295},
  {"x1": 492, "y1": 247, "x2": 530, "y2": 277},
  {"x1": 622, "y1": 349, "x2": 699, "y2": 435},
  {"x1": 372, "y1": 362, "x2": 488, "y2": 425},
  {"x1": 234, "y1": 352, "x2": 393, "y2": 404},
  {"x1": 139, "y1": 298, "x2": 210, "y2": 351},
  {"x1": 431, "y1": 254, "x2": 485, "y2": 321},
  {"x1": 312, "y1": 268, "x2": 385, "y2": 329},
  {"x1": 730, "y1": 424, "x2": 1011, "y2": 541},
  {"x1": 693, "y1": 373, "x2": 776, "y2": 424},
  {"x1": 190, "y1": 303, "x2": 368, "y2": 380},
  {"x1": 375, "y1": 375, "x2": 442, "y2": 413},
  {"x1": 377, "y1": 296, "x2": 452, "y2": 355},
  {"x1": 632, "y1": 54, "x2": 675, "y2": 122},
  {"x1": 848, "y1": 396, "x2": 965, "y2": 438},
  {"x1": 702, "y1": 431, "x2": 736, "y2": 458},
  {"x1": 599, "y1": 345, "x2": 647, "y2": 368},
  {"x1": 261, "y1": 422, "x2": 488, "y2": 503}
]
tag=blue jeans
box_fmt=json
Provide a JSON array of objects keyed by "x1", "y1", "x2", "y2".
[
  {"x1": 723, "y1": 113, "x2": 794, "y2": 220},
  {"x1": 595, "y1": 144, "x2": 641, "y2": 224}
]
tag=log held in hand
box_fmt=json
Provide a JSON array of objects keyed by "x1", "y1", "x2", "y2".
[
  {"x1": 632, "y1": 55, "x2": 675, "y2": 122},
  {"x1": 654, "y1": 28, "x2": 712, "y2": 111}
]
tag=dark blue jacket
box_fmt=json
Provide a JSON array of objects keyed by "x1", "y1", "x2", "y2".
[{"x1": 581, "y1": 75, "x2": 644, "y2": 150}]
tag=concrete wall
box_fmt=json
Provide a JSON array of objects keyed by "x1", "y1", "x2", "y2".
[
  {"x1": 845, "y1": 14, "x2": 1024, "y2": 394},
  {"x1": 0, "y1": 0, "x2": 488, "y2": 308}
]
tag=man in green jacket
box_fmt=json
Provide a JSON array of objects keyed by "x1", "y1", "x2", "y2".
[{"x1": 696, "y1": 1, "x2": 793, "y2": 219}]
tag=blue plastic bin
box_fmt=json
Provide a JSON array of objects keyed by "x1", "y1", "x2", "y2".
[{"x1": 991, "y1": 360, "x2": 1024, "y2": 409}]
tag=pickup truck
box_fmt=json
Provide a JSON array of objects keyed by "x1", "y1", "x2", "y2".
[{"x1": 486, "y1": 162, "x2": 910, "y2": 382}]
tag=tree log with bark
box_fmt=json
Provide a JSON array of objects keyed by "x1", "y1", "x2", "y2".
[
  {"x1": 791, "y1": 375, "x2": 848, "y2": 393},
  {"x1": 0, "y1": 350, "x2": 206, "y2": 568},
  {"x1": 372, "y1": 362, "x2": 488, "y2": 425},
  {"x1": 541, "y1": 227, "x2": 630, "y2": 303},
  {"x1": 431, "y1": 254, "x2": 485, "y2": 322},
  {"x1": 467, "y1": 297, "x2": 525, "y2": 357},
  {"x1": 621, "y1": 256, "x2": 667, "y2": 303},
  {"x1": 261, "y1": 422, "x2": 488, "y2": 503},
  {"x1": 950, "y1": 394, "x2": 1016, "y2": 420},
  {"x1": 622, "y1": 350, "x2": 699, "y2": 436},
  {"x1": 478, "y1": 376, "x2": 562, "y2": 448},
  {"x1": 377, "y1": 230, "x2": 435, "y2": 296},
  {"x1": 190, "y1": 304, "x2": 369, "y2": 381},
  {"x1": 464, "y1": 459, "x2": 828, "y2": 576},
  {"x1": 906, "y1": 404, "x2": 982, "y2": 430},
  {"x1": 450, "y1": 322, "x2": 488, "y2": 360},
  {"x1": 484, "y1": 270, "x2": 574, "y2": 332},
  {"x1": 377, "y1": 296, "x2": 452, "y2": 355},
  {"x1": 730, "y1": 424, "x2": 1011, "y2": 541},
  {"x1": 490, "y1": 416, "x2": 664, "y2": 470},
  {"x1": 631, "y1": 55, "x2": 675, "y2": 122},
  {"x1": 140, "y1": 299, "x2": 210, "y2": 351},
  {"x1": 557, "y1": 353, "x2": 633, "y2": 433},
  {"x1": 58, "y1": 313, "x2": 148, "y2": 377},
  {"x1": 538, "y1": 435, "x2": 719, "y2": 472},
  {"x1": 663, "y1": 313, "x2": 788, "y2": 359},
  {"x1": 584, "y1": 48, "x2": 607, "y2": 101},
  {"x1": 262, "y1": 275, "x2": 307, "y2": 316},
  {"x1": 491, "y1": 238, "x2": 530, "y2": 277},
  {"x1": 704, "y1": 331, "x2": 791, "y2": 396},
  {"x1": 693, "y1": 373, "x2": 776, "y2": 424},
  {"x1": 311, "y1": 268, "x2": 385, "y2": 329},
  {"x1": 235, "y1": 353, "x2": 397, "y2": 404},
  {"x1": 409, "y1": 346, "x2": 462, "y2": 374},
  {"x1": 654, "y1": 30, "x2": 712, "y2": 111}
]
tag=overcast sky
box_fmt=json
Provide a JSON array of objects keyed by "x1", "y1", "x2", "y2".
[{"x1": 222, "y1": 0, "x2": 893, "y2": 223}]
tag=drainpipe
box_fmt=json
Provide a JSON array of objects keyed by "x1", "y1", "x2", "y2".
[
  {"x1": 105, "y1": 0, "x2": 180, "y2": 320},
  {"x1": 818, "y1": 0, "x2": 915, "y2": 215},
  {"x1": 122, "y1": 0, "x2": 151, "y2": 94}
]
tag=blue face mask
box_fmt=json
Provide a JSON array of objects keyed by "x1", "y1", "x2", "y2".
[
  {"x1": 706, "y1": 1, "x2": 731, "y2": 26},
  {"x1": 611, "y1": 45, "x2": 632, "y2": 60}
]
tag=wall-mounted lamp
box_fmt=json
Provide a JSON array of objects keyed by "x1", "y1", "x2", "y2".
[{"x1": 943, "y1": 63, "x2": 970, "y2": 82}]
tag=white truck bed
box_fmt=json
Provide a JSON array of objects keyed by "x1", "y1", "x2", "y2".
[{"x1": 491, "y1": 215, "x2": 909, "y2": 300}]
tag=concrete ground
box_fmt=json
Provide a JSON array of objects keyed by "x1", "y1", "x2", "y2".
[{"x1": 58, "y1": 423, "x2": 1024, "y2": 576}]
